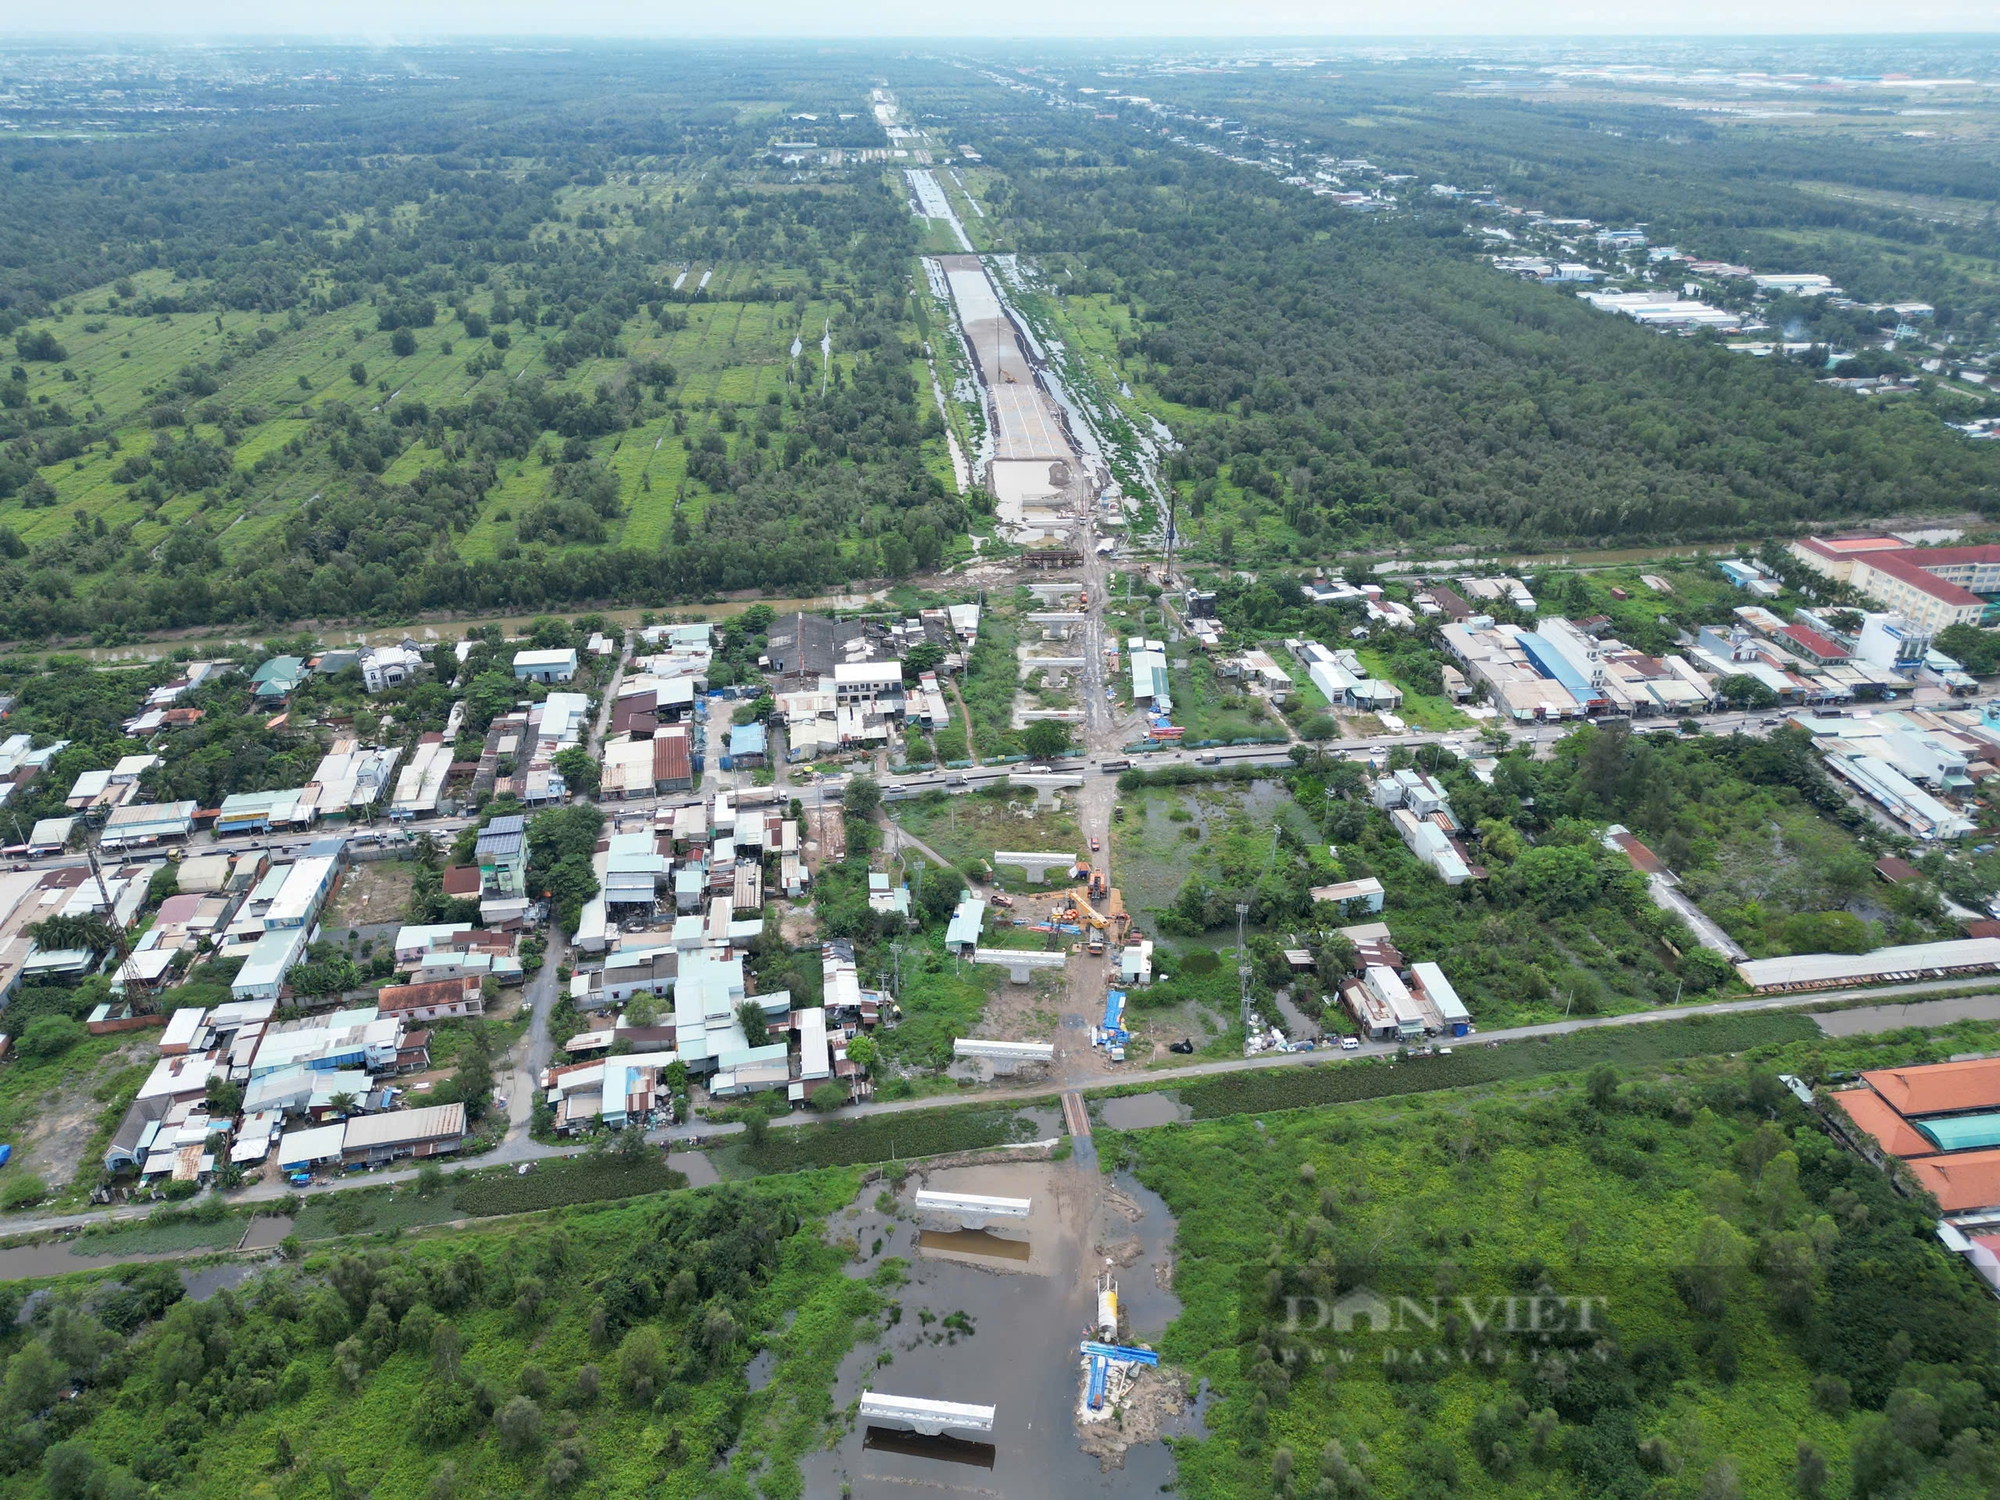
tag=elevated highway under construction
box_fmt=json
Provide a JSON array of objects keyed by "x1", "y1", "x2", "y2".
[{"x1": 932, "y1": 252, "x2": 1101, "y2": 538}]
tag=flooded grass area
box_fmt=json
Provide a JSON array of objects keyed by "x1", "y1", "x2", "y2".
[
  {"x1": 668, "y1": 1149, "x2": 721, "y2": 1187},
  {"x1": 801, "y1": 1151, "x2": 1194, "y2": 1496}
]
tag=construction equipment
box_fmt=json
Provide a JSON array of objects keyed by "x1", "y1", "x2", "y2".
[{"x1": 1050, "y1": 889, "x2": 1110, "y2": 931}]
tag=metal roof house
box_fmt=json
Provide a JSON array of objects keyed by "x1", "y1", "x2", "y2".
[
  {"x1": 945, "y1": 896, "x2": 986, "y2": 954},
  {"x1": 512, "y1": 647, "x2": 578, "y2": 683},
  {"x1": 250, "y1": 656, "x2": 310, "y2": 702},
  {"x1": 476, "y1": 814, "x2": 527, "y2": 896},
  {"x1": 99, "y1": 801, "x2": 198, "y2": 849}
]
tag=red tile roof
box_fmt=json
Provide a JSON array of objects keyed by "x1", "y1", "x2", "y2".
[
  {"x1": 1906, "y1": 1149, "x2": 2000, "y2": 1213},
  {"x1": 441, "y1": 865, "x2": 481, "y2": 897},
  {"x1": 1798, "y1": 533, "x2": 1906, "y2": 558},
  {"x1": 1895, "y1": 544, "x2": 2000, "y2": 567},
  {"x1": 1777, "y1": 624, "x2": 1848, "y2": 663},
  {"x1": 1864, "y1": 549, "x2": 1985, "y2": 607},
  {"x1": 1609, "y1": 831, "x2": 1666, "y2": 876},
  {"x1": 1862, "y1": 1058, "x2": 2000, "y2": 1118},
  {"x1": 1832, "y1": 1088, "x2": 1937, "y2": 1159}
]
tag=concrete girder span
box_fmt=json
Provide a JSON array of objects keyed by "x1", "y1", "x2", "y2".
[
  {"x1": 859, "y1": 1392, "x2": 996, "y2": 1438},
  {"x1": 1012, "y1": 773, "x2": 1084, "y2": 807},
  {"x1": 1026, "y1": 612, "x2": 1088, "y2": 624},
  {"x1": 914, "y1": 1189, "x2": 1032, "y2": 1230},
  {"x1": 953, "y1": 1037, "x2": 1055, "y2": 1061},
  {"x1": 968, "y1": 948, "x2": 1068, "y2": 984},
  {"x1": 993, "y1": 851, "x2": 1076, "y2": 883}
]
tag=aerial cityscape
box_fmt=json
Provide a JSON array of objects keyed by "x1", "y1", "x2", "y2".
[{"x1": 0, "y1": 25, "x2": 1997, "y2": 1499}]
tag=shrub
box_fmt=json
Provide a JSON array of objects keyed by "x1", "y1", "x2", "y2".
[
  {"x1": 494, "y1": 1394, "x2": 542, "y2": 1453},
  {"x1": 451, "y1": 1157, "x2": 684, "y2": 1217},
  {"x1": 618, "y1": 1326, "x2": 664, "y2": 1402},
  {"x1": 16, "y1": 1013, "x2": 85, "y2": 1060},
  {"x1": 1, "y1": 1174, "x2": 49, "y2": 1209}
]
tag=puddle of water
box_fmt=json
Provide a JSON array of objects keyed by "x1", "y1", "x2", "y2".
[
  {"x1": 668, "y1": 1151, "x2": 720, "y2": 1188},
  {"x1": 239, "y1": 1215, "x2": 295, "y2": 1250},
  {"x1": 1098, "y1": 1093, "x2": 1191, "y2": 1131},
  {"x1": 917, "y1": 1228, "x2": 1033, "y2": 1263},
  {"x1": 802, "y1": 1155, "x2": 1190, "y2": 1496},
  {"x1": 745, "y1": 1348, "x2": 777, "y2": 1393},
  {"x1": 1013, "y1": 1106, "x2": 1064, "y2": 1138},
  {"x1": 180, "y1": 1262, "x2": 263, "y2": 1301}
]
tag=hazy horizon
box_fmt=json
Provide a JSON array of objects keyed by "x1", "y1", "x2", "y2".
[{"x1": 4, "y1": 5, "x2": 2000, "y2": 40}]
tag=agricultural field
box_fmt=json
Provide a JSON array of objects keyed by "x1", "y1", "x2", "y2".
[{"x1": 1111, "y1": 1021, "x2": 2000, "y2": 1500}]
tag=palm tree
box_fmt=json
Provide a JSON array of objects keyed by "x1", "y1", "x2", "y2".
[{"x1": 328, "y1": 1092, "x2": 360, "y2": 1118}]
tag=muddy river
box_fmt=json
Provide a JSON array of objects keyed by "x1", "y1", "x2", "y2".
[{"x1": 800, "y1": 1145, "x2": 1202, "y2": 1496}]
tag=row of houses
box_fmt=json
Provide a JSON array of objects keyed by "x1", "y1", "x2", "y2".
[
  {"x1": 1326, "y1": 920, "x2": 1472, "y2": 1043},
  {"x1": 1441, "y1": 616, "x2": 1714, "y2": 721},
  {"x1": 548, "y1": 776, "x2": 883, "y2": 1124},
  {"x1": 1789, "y1": 706, "x2": 2000, "y2": 841},
  {"x1": 1290, "y1": 641, "x2": 1405, "y2": 714},
  {"x1": 105, "y1": 993, "x2": 464, "y2": 1184},
  {"x1": 1373, "y1": 770, "x2": 1482, "y2": 886}
]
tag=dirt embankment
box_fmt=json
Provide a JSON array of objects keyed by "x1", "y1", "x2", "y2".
[{"x1": 1078, "y1": 1365, "x2": 1193, "y2": 1471}]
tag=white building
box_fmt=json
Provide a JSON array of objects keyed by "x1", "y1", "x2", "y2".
[
  {"x1": 360, "y1": 642, "x2": 427, "y2": 694},
  {"x1": 513, "y1": 647, "x2": 579, "y2": 683}
]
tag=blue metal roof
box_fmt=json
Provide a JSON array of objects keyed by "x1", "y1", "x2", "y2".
[{"x1": 1516, "y1": 632, "x2": 1594, "y2": 702}]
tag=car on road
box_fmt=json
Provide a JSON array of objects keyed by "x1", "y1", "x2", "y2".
[
  {"x1": 1339, "y1": 1036, "x2": 1360, "y2": 1051},
  {"x1": 1089, "y1": 836, "x2": 1100, "y2": 851}
]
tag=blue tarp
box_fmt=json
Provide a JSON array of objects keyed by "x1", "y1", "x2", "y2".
[
  {"x1": 1103, "y1": 989, "x2": 1126, "y2": 1030},
  {"x1": 1081, "y1": 1341, "x2": 1161, "y2": 1367}
]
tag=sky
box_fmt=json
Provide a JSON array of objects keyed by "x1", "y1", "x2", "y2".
[{"x1": 11, "y1": 1, "x2": 2000, "y2": 38}]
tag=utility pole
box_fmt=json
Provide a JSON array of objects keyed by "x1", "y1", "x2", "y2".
[
  {"x1": 1236, "y1": 901, "x2": 1252, "y2": 1036},
  {"x1": 82, "y1": 841, "x2": 139, "y2": 998}
]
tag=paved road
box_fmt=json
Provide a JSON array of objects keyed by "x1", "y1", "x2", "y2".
[
  {"x1": 13, "y1": 972, "x2": 2000, "y2": 1241},
  {"x1": 658, "y1": 974, "x2": 2000, "y2": 1138}
]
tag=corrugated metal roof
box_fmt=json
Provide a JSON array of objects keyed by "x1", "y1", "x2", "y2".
[{"x1": 1916, "y1": 1114, "x2": 2000, "y2": 1153}]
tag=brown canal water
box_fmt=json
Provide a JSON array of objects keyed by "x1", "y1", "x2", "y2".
[
  {"x1": 0, "y1": 1242, "x2": 183, "y2": 1281},
  {"x1": 239, "y1": 1214, "x2": 296, "y2": 1250},
  {"x1": 799, "y1": 1146, "x2": 1202, "y2": 1497},
  {"x1": 1097, "y1": 1093, "x2": 1192, "y2": 1130}
]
